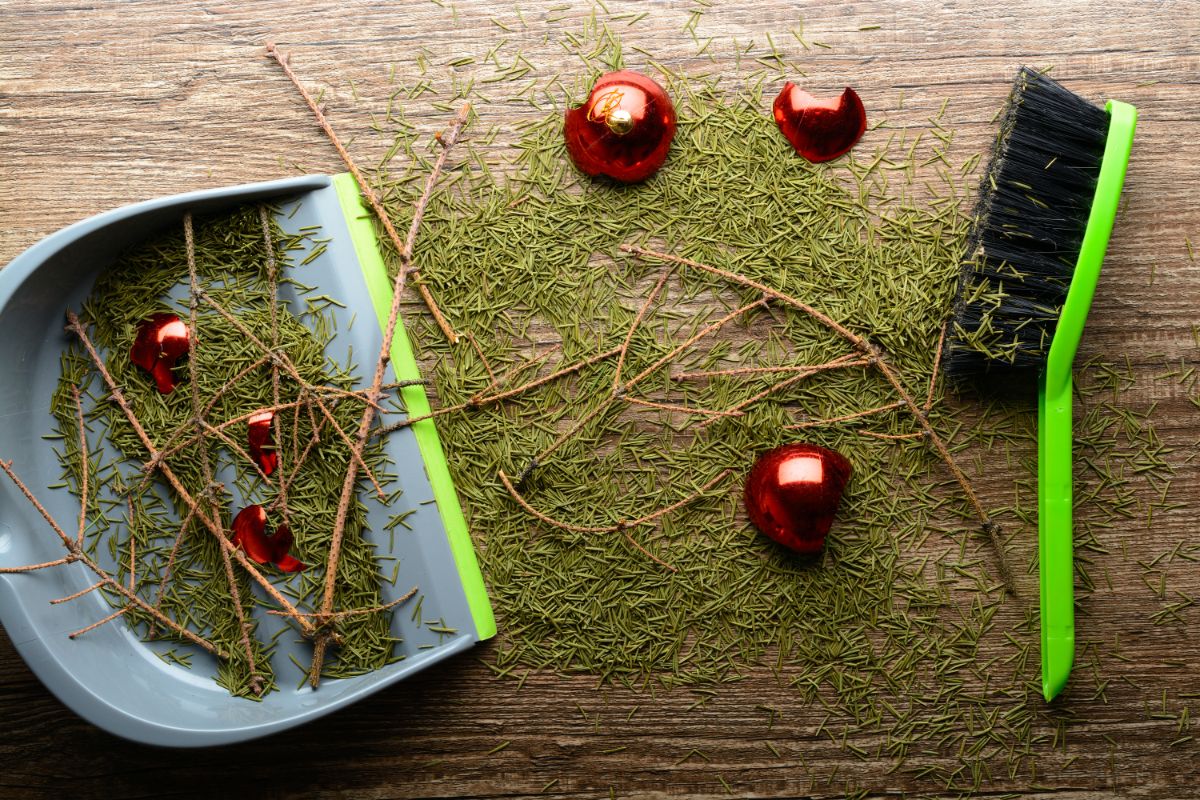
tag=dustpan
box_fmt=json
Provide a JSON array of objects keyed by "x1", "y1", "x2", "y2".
[{"x1": 0, "y1": 173, "x2": 495, "y2": 746}]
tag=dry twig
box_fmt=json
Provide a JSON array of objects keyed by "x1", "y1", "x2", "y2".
[
  {"x1": 309, "y1": 103, "x2": 472, "y2": 687},
  {"x1": 498, "y1": 469, "x2": 736, "y2": 573},
  {"x1": 264, "y1": 42, "x2": 460, "y2": 343},
  {"x1": 65, "y1": 312, "x2": 315, "y2": 634},
  {"x1": 0, "y1": 458, "x2": 230, "y2": 659},
  {"x1": 621, "y1": 244, "x2": 1017, "y2": 596},
  {"x1": 185, "y1": 213, "x2": 263, "y2": 692}
]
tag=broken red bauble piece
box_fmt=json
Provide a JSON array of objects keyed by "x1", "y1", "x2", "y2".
[
  {"x1": 744, "y1": 443, "x2": 852, "y2": 554},
  {"x1": 772, "y1": 84, "x2": 867, "y2": 163},
  {"x1": 247, "y1": 410, "x2": 278, "y2": 476},
  {"x1": 130, "y1": 313, "x2": 190, "y2": 394},
  {"x1": 564, "y1": 70, "x2": 677, "y2": 183},
  {"x1": 232, "y1": 504, "x2": 306, "y2": 573}
]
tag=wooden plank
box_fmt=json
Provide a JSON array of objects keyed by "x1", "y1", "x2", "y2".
[{"x1": 1, "y1": 1, "x2": 1199, "y2": 797}]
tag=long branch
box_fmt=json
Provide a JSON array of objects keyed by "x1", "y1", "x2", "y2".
[
  {"x1": 264, "y1": 42, "x2": 459, "y2": 344},
  {"x1": 622, "y1": 244, "x2": 1016, "y2": 596},
  {"x1": 309, "y1": 103, "x2": 471, "y2": 687}
]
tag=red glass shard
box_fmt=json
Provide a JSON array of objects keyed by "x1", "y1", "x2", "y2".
[
  {"x1": 130, "y1": 313, "x2": 190, "y2": 394},
  {"x1": 247, "y1": 410, "x2": 278, "y2": 476},
  {"x1": 772, "y1": 85, "x2": 867, "y2": 163}
]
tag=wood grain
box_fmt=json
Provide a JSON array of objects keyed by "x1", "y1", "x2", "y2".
[{"x1": 2, "y1": 1, "x2": 1199, "y2": 797}]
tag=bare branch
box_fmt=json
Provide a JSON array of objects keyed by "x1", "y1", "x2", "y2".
[
  {"x1": 622, "y1": 244, "x2": 1017, "y2": 596},
  {"x1": 68, "y1": 607, "x2": 129, "y2": 639},
  {"x1": 310, "y1": 103, "x2": 472, "y2": 687},
  {"x1": 0, "y1": 556, "x2": 75, "y2": 574},
  {"x1": 613, "y1": 267, "x2": 674, "y2": 391},
  {"x1": 699, "y1": 355, "x2": 870, "y2": 428},
  {"x1": 624, "y1": 397, "x2": 744, "y2": 418},
  {"x1": 783, "y1": 402, "x2": 905, "y2": 430},
  {"x1": 186, "y1": 213, "x2": 263, "y2": 691},
  {"x1": 0, "y1": 456, "x2": 230, "y2": 658},
  {"x1": 72, "y1": 386, "x2": 88, "y2": 549},
  {"x1": 926, "y1": 320, "x2": 948, "y2": 413},
  {"x1": 498, "y1": 469, "x2": 733, "y2": 573},
  {"x1": 65, "y1": 312, "x2": 314, "y2": 635},
  {"x1": 264, "y1": 42, "x2": 460, "y2": 344},
  {"x1": 51, "y1": 581, "x2": 105, "y2": 605}
]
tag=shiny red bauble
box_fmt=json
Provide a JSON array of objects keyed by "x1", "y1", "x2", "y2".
[
  {"x1": 232, "y1": 504, "x2": 305, "y2": 573},
  {"x1": 247, "y1": 410, "x2": 278, "y2": 476},
  {"x1": 564, "y1": 70, "x2": 677, "y2": 183},
  {"x1": 772, "y1": 84, "x2": 867, "y2": 163},
  {"x1": 744, "y1": 443, "x2": 852, "y2": 554},
  {"x1": 130, "y1": 313, "x2": 190, "y2": 394}
]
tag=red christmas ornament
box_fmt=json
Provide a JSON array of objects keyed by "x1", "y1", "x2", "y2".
[
  {"x1": 744, "y1": 443, "x2": 852, "y2": 554},
  {"x1": 130, "y1": 313, "x2": 190, "y2": 394},
  {"x1": 772, "y1": 84, "x2": 867, "y2": 163},
  {"x1": 564, "y1": 70, "x2": 677, "y2": 183},
  {"x1": 247, "y1": 410, "x2": 278, "y2": 476},
  {"x1": 232, "y1": 505, "x2": 306, "y2": 573}
]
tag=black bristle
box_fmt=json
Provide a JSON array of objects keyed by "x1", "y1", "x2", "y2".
[{"x1": 944, "y1": 67, "x2": 1110, "y2": 381}]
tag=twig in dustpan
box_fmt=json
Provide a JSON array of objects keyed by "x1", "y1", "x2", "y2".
[
  {"x1": 0, "y1": 402, "x2": 230, "y2": 659},
  {"x1": 65, "y1": 311, "x2": 316, "y2": 635},
  {"x1": 307, "y1": 103, "x2": 472, "y2": 688},
  {"x1": 184, "y1": 213, "x2": 263, "y2": 693}
]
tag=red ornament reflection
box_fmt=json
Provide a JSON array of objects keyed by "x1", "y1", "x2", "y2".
[
  {"x1": 130, "y1": 313, "x2": 190, "y2": 394},
  {"x1": 247, "y1": 410, "x2": 278, "y2": 476},
  {"x1": 744, "y1": 443, "x2": 852, "y2": 554},
  {"x1": 564, "y1": 70, "x2": 677, "y2": 183},
  {"x1": 772, "y1": 84, "x2": 867, "y2": 163},
  {"x1": 232, "y1": 504, "x2": 306, "y2": 573}
]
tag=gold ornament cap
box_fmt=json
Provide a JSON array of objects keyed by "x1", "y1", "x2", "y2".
[{"x1": 605, "y1": 108, "x2": 634, "y2": 135}]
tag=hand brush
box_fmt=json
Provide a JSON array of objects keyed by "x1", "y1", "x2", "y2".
[{"x1": 943, "y1": 68, "x2": 1136, "y2": 701}]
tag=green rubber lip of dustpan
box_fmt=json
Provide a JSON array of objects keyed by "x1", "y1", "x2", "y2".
[{"x1": 0, "y1": 173, "x2": 495, "y2": 746}]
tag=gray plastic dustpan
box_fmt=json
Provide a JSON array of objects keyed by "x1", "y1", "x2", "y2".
[{"x1": 0, "y1": 173, "x2": 494, "y2": 746}]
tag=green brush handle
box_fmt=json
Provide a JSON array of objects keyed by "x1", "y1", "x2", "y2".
[{"x1": 1039, "y1": 99, "x2": 1137, "y2": 702}]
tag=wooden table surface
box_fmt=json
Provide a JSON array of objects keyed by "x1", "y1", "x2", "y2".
[{"x1": 2, "y1": 2, "x2": 1199, "y2": 798}]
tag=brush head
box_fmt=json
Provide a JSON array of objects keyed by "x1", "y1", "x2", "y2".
[{"x1": 944, "y1": 68, "x2": 1111, "y2": 381}]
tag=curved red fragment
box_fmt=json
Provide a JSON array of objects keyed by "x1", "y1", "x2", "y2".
[
  {"x1": 772, "y1": 84, "x2": 867, "y2": 163},
  {"x1": 247, "y1": 410, "x2": 278, "y2": 476},
  {"x1": 130, "y1": 313, "x2": 190, "y2": 394},
  {"x1": 231, "y1": 507, "x2": 305, "y2": 571},
  {"x1": 232, "y1": 504, "x2": 273, "y2": 564}
]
